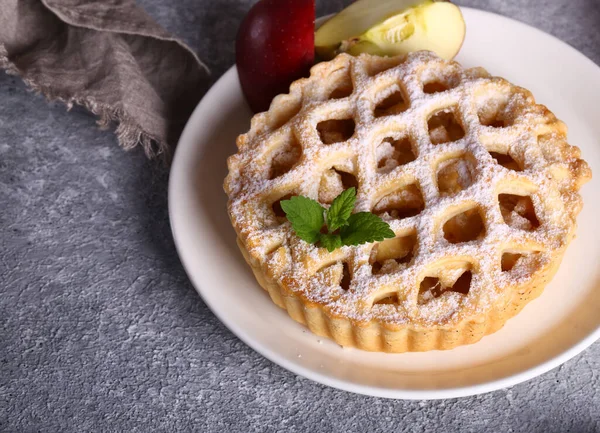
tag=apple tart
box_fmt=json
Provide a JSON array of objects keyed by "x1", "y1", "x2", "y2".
[{"x1": 224, "y1": 51, "x2": 591, "y2": 352}]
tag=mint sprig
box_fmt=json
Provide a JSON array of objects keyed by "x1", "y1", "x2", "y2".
[
  {"x1": 327, "y1": 187, "x2": 356, "y2": 231},
  {"x1": 279, "y1": 195, "x2": 324, "y2": 244},
  {"x1": 340, "y1": 212, "x2": 395, "y2": 246},
  {"x1": 319, "y1": 233, "x2": 343, "y2": 251},
  {"x1": 280, "y1": 187, "x2": 395, "y2": 252}
]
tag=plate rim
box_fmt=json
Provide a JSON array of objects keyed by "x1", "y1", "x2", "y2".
[{"x1": 169, "y1": 7, "x2": 600, "y2": 399}]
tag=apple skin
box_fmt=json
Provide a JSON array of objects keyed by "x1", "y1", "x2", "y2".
[{"x1": 236, "y1": 0, "x2": 315, "y2": 113}]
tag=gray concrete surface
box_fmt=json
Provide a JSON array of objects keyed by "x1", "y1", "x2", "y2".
[{"x1": 1, "y1": 0, "x2": 600, "y2": 431}]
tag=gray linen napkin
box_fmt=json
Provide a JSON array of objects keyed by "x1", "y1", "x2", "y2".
[{"x1": 0, "y1": 0, "x2": 208, "y2": 158}]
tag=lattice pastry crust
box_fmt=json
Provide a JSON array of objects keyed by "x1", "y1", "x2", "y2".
[{"x1": 224, "y1": 51, "x2": 591, "y2": 352}]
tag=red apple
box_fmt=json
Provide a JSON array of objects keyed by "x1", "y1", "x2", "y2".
[{"x1": 236, "y1": 0, "x2": 315, "y2": 113}]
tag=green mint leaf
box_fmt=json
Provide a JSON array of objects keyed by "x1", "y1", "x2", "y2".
[
  {"x1": 280, "y1": 196, "x2": 325, "y2": 244},
  {"x1": 318, "y1": 233, "x2": 343, "y2": 252},
  {"x1": 340, "y1": 212, "x2": 395, "y2": 246},
  {"x1": 326, "y1": 187, "x2": 356, "y2": 231}
]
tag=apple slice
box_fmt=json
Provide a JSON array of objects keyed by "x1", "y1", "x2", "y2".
[
  {"x1": 315, "y1": 0, "x2": 465, "y2": 61},
  {"x1": 236, "y1": 0, "x2": 315, "y2": 113}
]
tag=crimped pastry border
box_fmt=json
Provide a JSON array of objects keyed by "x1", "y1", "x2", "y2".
[{"x1": 236, "y1": 236, "x2": 559, "y2": 352}]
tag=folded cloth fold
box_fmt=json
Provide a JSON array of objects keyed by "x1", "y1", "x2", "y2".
[{"x1": 0, "y1": 0, "x2": 209, "y2": 159}]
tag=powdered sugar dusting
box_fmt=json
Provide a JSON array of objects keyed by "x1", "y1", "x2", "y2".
[{"x1": 224, "y1": 51, "x2": 591, "y2": 327}]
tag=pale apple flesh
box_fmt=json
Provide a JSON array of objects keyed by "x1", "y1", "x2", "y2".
[
  {"x1": 315, "y1": 0, "x2": 427, "y2": 47},
  {"x1": 316, "y1": 0, "x2": 466, "y2": 61}
]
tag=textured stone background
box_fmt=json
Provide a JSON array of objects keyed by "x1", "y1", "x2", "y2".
[{"x1": 1, "y1": 1, "x2": 600, "y2": 432}]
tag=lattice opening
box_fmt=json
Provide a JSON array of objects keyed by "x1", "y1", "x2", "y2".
[
  {"x1": 501, "y1": 252, "x2": 522, "y2": 272},
  {"x1": 428, "y1": 108, "x2": 465, "y2": 144},
  {"x1": 271, "y1": 193, "x2": 295, "y2": 223},
  {"x1": 264, "y1": 242, "x2": 284, "y2": 257},
  {"x1": 317, "y1": 118, "x2": 355, "y2": 144},
  {"x1": 490, "y1": 151, "x2": 522, "y2": 171},
  {"x1": 370, "y1": 232, "x2": 417, "y2": 275},
  {"x1": 365, "y1": 57, "x2": 405, "y2": 76},
  {"x1": 501, "y1": 251, "x2": 543, "y2": 274},
  {"x1": 374, "y1": 88, "x2": 409, "y2": 117},
  {"x1": 452, "y1": 271, "x2": 472, "y2": 294},
  {"x1": 340, "y1": 262, "x2": 351, "y2": 291},
  {"x1": 373, "y1": 184, "x2": 425, "y2": 220},
  {"x1": 319, "y1": 168, "x2": 358, "y2": 205},
  {"x1": 329, "y1": 84, "x2": 354, "y2": 99},
  {"x1": 268, "y1": 135, "x2": 302, "y2": 179},
  {"x1": 269, "y1": 100, "x2": 302, "y2": 130},
  {"x1": 328, "y1": 69, "x2": 354, "y2": 99},
  {"x1": 443, "y1": 207, "x2": 485, "y2": 243},
  {"x1": 315, "y1": 260, "x2": 353, "y2": 296},
  {"x1": 423, "y1": 82, "x2": 449, "y2": 94},
  {"x1": 376, "y1": 136, "x2": 416, "y2": 174},
  {"x1": 419, "y1": 277, "x2": 442, "y2": 299},
  {"x1": 499, "y1": 194, "x2": 540, "y2": 231},
  {"x1": 373, "y1": 292, "x2": 400, "y2": 306},
  {"x1": 477, "y1": 97, "x2": 515, "y2": 128},
  {"x1": 436, "y1": 156, "x2": 476, "y2": 195},
  {"x1": 421, "y1": 67, "x2": 460, "y2": 94},
  {"x1": 418, "y1": 269, "x2": 472, "y2": 304}
]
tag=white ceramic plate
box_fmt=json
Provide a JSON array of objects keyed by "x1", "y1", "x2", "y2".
[{"x1": 169, "y1": 7, "x2": 600, "y2": 399}]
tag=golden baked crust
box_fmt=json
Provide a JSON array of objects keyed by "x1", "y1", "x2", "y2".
[{"x1": 224, "y1": 51, "x2": 591, "y2": 352}]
